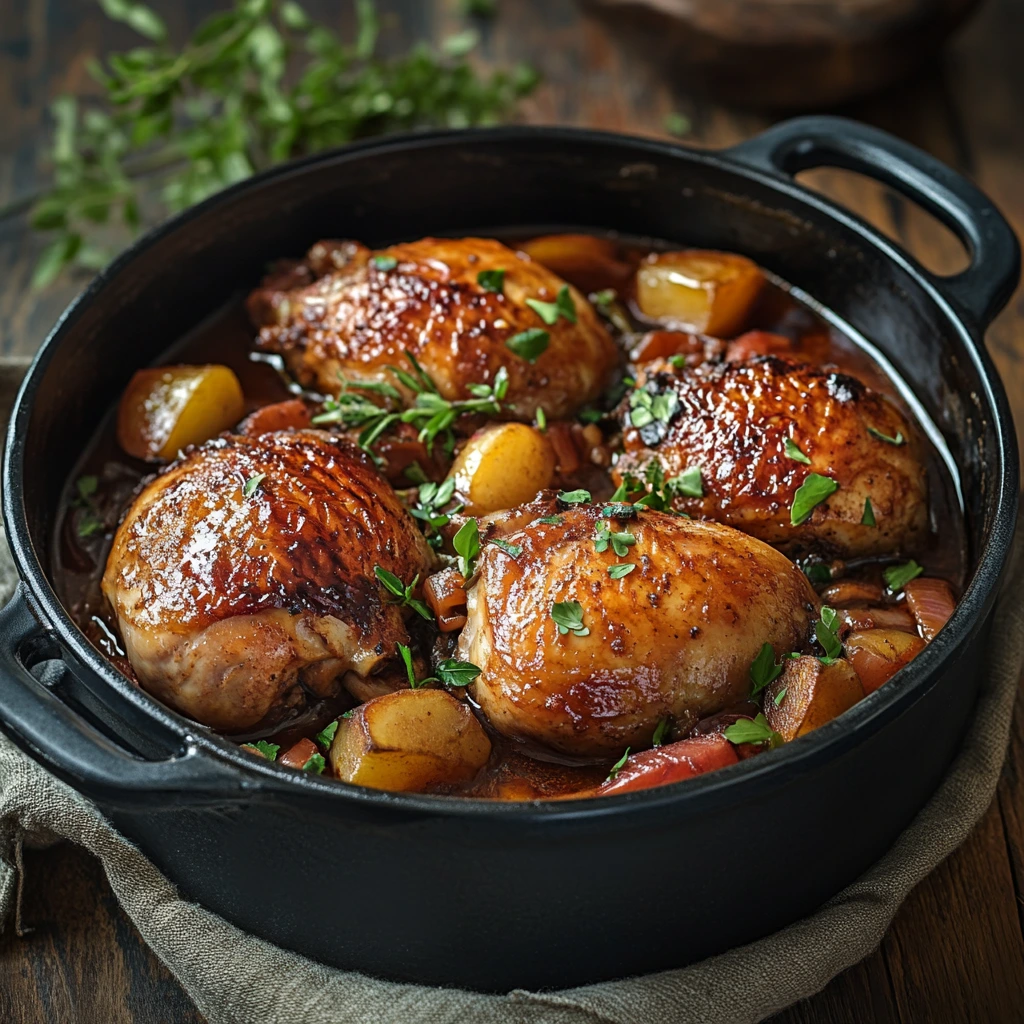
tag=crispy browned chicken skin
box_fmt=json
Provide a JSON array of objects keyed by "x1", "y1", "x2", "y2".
[
  {"x1": 247, "y1": 236, "x2": 620, "y2": 421},
  {"x1": 458, "y1": 501, "x2": 817, "y2": 755},
  {"x1": 102, "y1": 430, "x2": 434, "y2": 732},
  {"x1": 614, "y1": 356, "x2": 928, "y2": 558}
]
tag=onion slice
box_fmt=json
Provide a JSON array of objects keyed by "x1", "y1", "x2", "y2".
[{"x1": 903, "y1": 577, "x2": 956, "y2": 641}]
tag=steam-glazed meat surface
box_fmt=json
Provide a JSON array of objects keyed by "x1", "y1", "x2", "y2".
[
  {"x1": 247, "y1": 236, "x2": 619, "y2": 421},
  {"x1": 614, "y1": 356, "x2": 928, "y2": 558},
  {"x1": 102, "y1": 430, "x2": 434, "y2": 732},
  {"x1": 459, "y1": 503, "x2": 817, "y2": 755}
]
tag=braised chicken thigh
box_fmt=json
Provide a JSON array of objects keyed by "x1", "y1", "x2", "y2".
[
  {"x1": 248, "y1": 236, "x2": 619, "y2": 421},
  {"x1": 614, "y1": 356, "x2": 928, "y2": 558},
  {"x1": 102, "y1": 430, "x2": 434, "y2": 732},
  {"x1": 459, "y1": 502, "x2": 817, "y2": 755}
]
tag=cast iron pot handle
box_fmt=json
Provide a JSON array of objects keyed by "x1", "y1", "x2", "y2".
[
  {"x1": 0, "y1": 586, "x2": 268, "y2": 808},
  {"x1": 724, "y1": 115, "x2": 1021, "y2": 332}
]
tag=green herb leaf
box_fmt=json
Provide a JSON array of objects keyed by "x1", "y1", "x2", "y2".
[
  {"x1": 608, "y1": 562, "x2": 636, "y2": 579},
  {"x1": 861, "y1": 497, "x2": 876, "y2": 527},
  {"x1": 815, "y1": 605, "x2": 843, "y2": 663},
  {"x1": 790, "y1": 473, "x2": 839, "y2": 526},
  {"x1": 488, "y1": 538, "x2": 522, "y2": 558},
  {"x1": 628, "y1": 387, "x2": 678, "y2": 429},
  {"x1": 784, "y1": 437, "x2": 811, "y2": 465},
  {"x1": 773, "y1": 687, "x2": 788, "y2": 706},
  {"x1": 551, "y1": 600, "x2": 589, "y2": 637},
  {"x1": 246, "y1": 739, "x2": 280, "y2": 760},
  {"x1": 453, "y1": 518, "x2": 481, "y2": 578},
  {"x1": 803, "y1": 562, "x2": 833, "y2": 584},
  {"x1": 374, "y1": 566, "x2": 432, "y2": 620},
  {"x1": 594, "y1": 521, "x2": 636, "y2": 557},
  {"x1": 868, "y1": 426, "x2": 904, "y2": 446},
  {"x1": 884, "y1": 560, "x2": 923, "y2": 593},
  {"x1": 577, "y1": 407, "x2": 603, "y2": 425},
  {"x1": 477, "y1": 268, "x2": 505, "y2": 293},
  {"x1": 242, "y1": 472, "x2": 266, "y2": 499},
  {"x1": 525, "y1": 285, "x2": 576, "y2": 326},
  {"x1": 670, "y1": 466, "x2": 703, "y2": 499},
  {"x1": 664, "y1": 111, "x2": 691, "y2": 137},
  {"x1": 316, "y1": 721, "x2": 338, "y2": 748},
  {"x1": 750, "y1": 642, "x2": 783, "y2": 697},
  {"x1": 99, "y1": 0, "x2": 167, "y2": 42},
  {"x1": 592, "y1": 288, "x2": 616, "y2": 307},
  {"x1": 537, "y1": 514, "x2": 562, "y2": 525},
  {"x1": 506, "y1": 328, "x2": 550, "y2": 363},
  {"x1": 434, "y1": 659, "x2": 482, "y2": 689},
  {"x1": 606, "y1": 747, "x2": 630, "y2": 781},
  {"x1": 723, "y1": 713, "x2": 783, "y2": 748},
  {"x1": 558, "y1": 489, "x2": 591, "y2": 504},
  {"x1": 651, "y1": 717, "x2": 670, "y2": 747},
  {"x1": 397, "y1": 641, "x2": 419, "y2": 688},
  {"x1": 373, "y1": 254, "x2": 398, "y2": 271},
  {"x1": 601, "y1": 503, "x2": 637, "y2": 520},
  {"x1": 535, "y1": 406, "x2": 547, "y2": 432},
  {"x1": 302, "y1": 752, "x2": 327, "y2": 774}
]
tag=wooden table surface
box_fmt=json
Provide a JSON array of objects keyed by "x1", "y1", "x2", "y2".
[{"x1": 2, "y1": 1, "x2": 1024, "y2": 1021}]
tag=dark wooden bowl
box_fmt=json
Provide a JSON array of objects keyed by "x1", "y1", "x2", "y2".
[{"x1": 591, "y1": 0, "x2": 983, "y2": 109}]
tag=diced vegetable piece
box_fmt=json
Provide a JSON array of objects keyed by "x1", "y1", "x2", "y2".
[
  {"x1": 765, "y1": 656, "x2": 864, "y2": 741},
  {"x1": 448, "y1": 423, "x2": 556, "y2": 515},
  {"x1": 837, "y1": 605, "x2": 917, "y2": 634},
  {"x1": 845, "y1": 629, "x2": 926, "y2": 694},
  {"x1": 423, "y1": 567, "x2": 468, "y2": 633},
  {"x1": 820, "y1": 580, "x2": 884, "y2": 605},
  {"x1": 904, "y1": 577, "x2": 956, "y2": 641},
  {"x1": 278, "y1": 737, "x2": 318, "y2": 770},
  {"x1": 238, "y1": 398, "x2": 312, "y2": 436},
  {"x1": 597, "y1": 734, "x2": 738, "y2": 796},
  {"x1": 117, "y1": 364, "x2": 245, "y2": 462},
  {"x1": 329, "y1": 689, "x2": 491, "y2": 793},
  {"x1": 636, "y1": 250, "x2": 764, "y2": 337},
  {"x1": 519, "y1": 233, "x2": 633, "y2": 294},
  {"x1": 725, "y1": 330, "x2": 794, "y2": 363}
]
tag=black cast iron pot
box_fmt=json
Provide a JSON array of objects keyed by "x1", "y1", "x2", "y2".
[{"x1": 0, "y1": 118, "x2": 1018, "y2": 992}]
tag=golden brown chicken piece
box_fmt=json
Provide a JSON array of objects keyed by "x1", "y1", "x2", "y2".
[
  {"x1": 458, "y1": 501, "x2": 816, "y2": 755},
  {"x1": 614, "y1": 356, "x2": 928, "y2": 558},
  {"x1": 102, "y1": 430, "x2": 434, "y2": 733},
  {"x1": 247, "y1": 237, "x2": 620, "y2": 421}
]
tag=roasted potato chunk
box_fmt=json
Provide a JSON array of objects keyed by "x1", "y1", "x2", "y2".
[
  {"x1": 329, "y1": 689, "x2": 491, "y2": 793},
  {"x1": 635, "y1": 250, "x2": 764, "y2": 337},
  {"x1": 845, "y1": 629, "x2": 926, "y2": 694},
  {"x1": 117, "y1": 364, "x2": 245, "y2": 462},
  {"x1": 448, "y1": 423, "x2": 556, "y2": 515},
  {"x1": 765, "y1": 656, "x2": 865, "y2": 741},
  {"x1": 518, "y1": 233, "x2": 633, "y2": 294}
]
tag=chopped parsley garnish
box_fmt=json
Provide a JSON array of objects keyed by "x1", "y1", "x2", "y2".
[
  {"x1": 242, "y1": 472, "x2": 266, "y2": 499},
  {"x1": 606, "y1": 747, "x2": 630, "y2": 781},
  {"x1": 750, "y1": 642, "x2": 783, "y2": 697},
  {"x1": 341, "y1": 709, "x2": 356, "y2": 719},
  {"x1": 506, "y1": 328, "x2": 550, "y2": 363},
  {"x1": 790, "y1": 473, "x2": 839, "y2": 526},
  {"x1": 316, "y1": 721, "x2": 339, "y2": 748},
  {"x1": 723, "y1": 713, "x2": 783, "y2": 748},
  {"x1": 72, "y1": 474, "x2": 105, "y2": 537},
  {"x1": 537, "y1": 514, "x2": 562, "y2": 525},
  {"x1": 884, "y1": 560, "x2": 923, "y2": 593},
  {"x1": 803, "y1": 562, "x2": 833, "y2": 584},
  {"x1": 861, "y1": 497, "x2": 876, "y2": 527},
  {"x1": 488, "y1": 538, "x2": 522, "y2": 558},
  {"x1": 302, "y1": 753, "x2": 327, "y2": 774},
  {"x1": 651, "y1": 717, "x2": 670, "y2": 747},
  {"x1": 374, "y1": 566, "x2": 432, "y2": 620},
  {"x1": 815, "y1": 605, "x2": 842, "y2": 664},
  {"x1": 313, "y1": 355, "x2": 507, "y2": 459},
  {"x1": 868, "y1": 426, "x2": 904, "y2": 446},
  {"x1": 551, "y1": 600, "x2": 589, "y2": 637},
  {"x1": 668, "y1": 354, "x2": 687, "y2": 370},
  {"x1": 558, "y1": 489, "x2": 591, "y2": 504},
  {"x1": 245, "y1": 739, "x2": 280, "y2": 760},
  {"x1": 373, "y1": 254, "x2": 398, "y2": 271},
  {"x1": 594, "y1": 521, "x2": 636, "y2": 557},
  {"x1": 608, "y1": 563, "x2": 636, "y2": 579},
  {"x1": 434, "y1": 659, "x2": 482, "y2": 689},
  {"x1": 783, "y1": 437, "x2": 811, "y2": 465},
  {"x1": 601, "y1": 503, "x2": 637, "y2": 520},
  {"x1": 409, "y1": 477, "x2": 461, "y2": 550},
  {"x1": 526, "y1": 285, "x2": 577, "y2": 325},
  {"x1": 628, "y1": 387, "x2": 678, "y2": 429},
  {"x1": 578, "y1": 407, "x2": 603, "y2": 425},
  {"x1": 592, "y1": 288, "x2": 616, "y2": 307},
  {"x1": 77, "y1": 475, "x2": 98, "y2": 499},
  {"x1": 672, "y1": 465, "x2": 703, "y2": 498},
  {"x1": 535, "y1": 407, "x2": 547, "y2": 431},
  {"x1": 397, "y1": 641, "x2": 421, "y2": 688},
  {"x1": 477, "y1": 268, "x2": 505, "y2": 293},
  {"x1": 453, "y1": 518, "x2": 481, "y2": 578},
  {"x1": 773, "y1": 687, "x2": 788, "y2": 706}
]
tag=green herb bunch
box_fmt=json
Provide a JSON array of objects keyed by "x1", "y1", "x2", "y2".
[{"x1": 29, "y1": 0, "x2": 538, "y2": 287}]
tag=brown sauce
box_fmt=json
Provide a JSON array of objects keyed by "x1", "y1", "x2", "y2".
[{"x1": 52, "y1": 233, "x2": 967, "y2": 800}]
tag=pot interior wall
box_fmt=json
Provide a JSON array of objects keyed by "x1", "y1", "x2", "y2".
[{"x1": 20, "y1": 133, "x2": 992, "y2": 598}]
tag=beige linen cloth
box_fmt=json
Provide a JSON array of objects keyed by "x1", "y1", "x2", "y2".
[{"x1": 0, "y1": 358, "x2": 1020, "y2": 1023}]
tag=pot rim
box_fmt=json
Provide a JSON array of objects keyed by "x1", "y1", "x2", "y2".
[{"x1": 3, "y1": 124, "x2": 1018, "y2": 820}]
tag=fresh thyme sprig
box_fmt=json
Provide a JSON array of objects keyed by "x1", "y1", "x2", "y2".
[{"x1": 27, "y1": 0, "x2": 538, "y2": 287}]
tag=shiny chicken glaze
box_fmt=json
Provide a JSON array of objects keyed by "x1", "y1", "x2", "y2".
[
  {"x1": 102, "y1": 429, "x2": 434, "y2": 732},
  {"x1": 460, "y1": 502, "x2": 817, "y2": 755},
  {"x1": 615, "y1": 356, "x2": 928, "y2": 558},
  {"x1": 247, "y1": 236, "x2": 620, "y2": 421}
]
